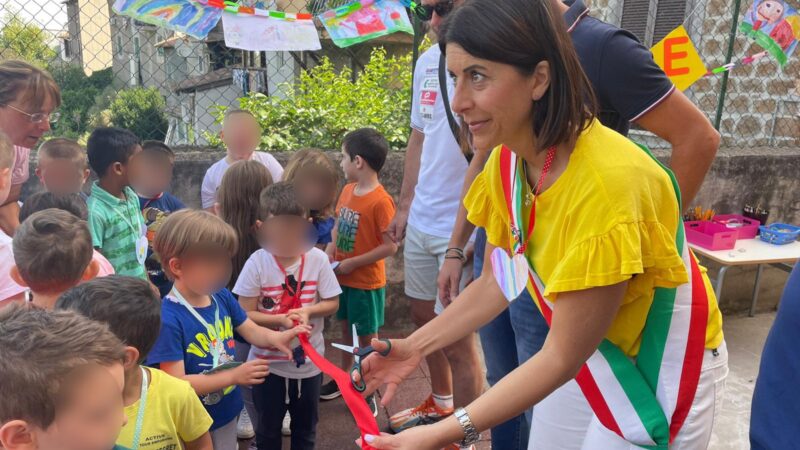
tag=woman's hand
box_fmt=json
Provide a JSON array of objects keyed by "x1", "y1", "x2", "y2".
[
  {"x1": 359, "y1": 424, "x2": 446, "y2": 450},
  {"x1": 354, "y1": 338, "x2": 423, "y2": 405}
]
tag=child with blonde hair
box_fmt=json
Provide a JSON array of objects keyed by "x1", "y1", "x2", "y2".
[
  {"x1": 283, "y1": 148, "x2": 341, "y2": 249},
  {"x1": 147, "y1": 209, "x2": 309, "y2": 450}
]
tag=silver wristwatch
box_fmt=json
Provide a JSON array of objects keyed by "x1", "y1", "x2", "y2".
[{"x1": 454, "y1": 407, "x2": 480, "y2": 447}]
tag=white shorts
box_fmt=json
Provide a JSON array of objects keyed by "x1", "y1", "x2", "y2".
[
  {"x1": 529, "y1": 341, "x2": 729, "y2": 450},
  {"x1": 403, "y1": 224, "x2": 472, "y2": 315}
]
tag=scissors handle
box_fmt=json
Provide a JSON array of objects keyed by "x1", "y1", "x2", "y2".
[
  {"x1": 350, "y1": 364, "x2": 367, "y2": 392},
  {"x1": 375, "y1": 338, "x2": 392, "y2": 357}
]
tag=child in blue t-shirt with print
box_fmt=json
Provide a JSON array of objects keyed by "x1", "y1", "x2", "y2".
[
  {"x1": 147, "y1": 209, "x2": 309, "y2": 450},
  {"x1": 131, "y1": 140, "x2": 186, "y2": 297}
]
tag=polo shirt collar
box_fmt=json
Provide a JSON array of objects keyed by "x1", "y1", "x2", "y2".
[
  {"x1": 91, "y1": 181, "x2": 133, "y2": 205},
  {"x1": 563, "y1": 0, "x2": 590, "y2": 32}
]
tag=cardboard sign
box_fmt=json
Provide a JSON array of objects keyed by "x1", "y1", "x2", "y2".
[{"x1": 651, "y1": 26, "x2": 708, "y2": 91}]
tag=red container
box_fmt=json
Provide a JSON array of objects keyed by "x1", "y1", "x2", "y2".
[
  {"x1": 685, "y1": 221, "x2": 737, "y2": 250},
  {"x1": 712, "y1": 214, "x2": 761, "y2": 240}
]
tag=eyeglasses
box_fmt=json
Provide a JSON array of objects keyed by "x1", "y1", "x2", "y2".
[
  {"x1": 411, "y1": 0, "x2": 456, "y2": 22},
  {"x1": 1, "y1": 103, "x2": 60, "y2": 124}
]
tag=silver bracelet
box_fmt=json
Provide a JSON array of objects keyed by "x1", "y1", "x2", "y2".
[{"x1": 454, "y1": 407, "x2": 480, "y2": 447}]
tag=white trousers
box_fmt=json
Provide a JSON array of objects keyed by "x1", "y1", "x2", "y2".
[{"x1": 529, "y1": 341, "x2": 728, "y2": 450}]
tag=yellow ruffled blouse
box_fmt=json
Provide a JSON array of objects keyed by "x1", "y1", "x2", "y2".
[{"x1": 464, "y1": 120, "x2": 723, "y2": 356}]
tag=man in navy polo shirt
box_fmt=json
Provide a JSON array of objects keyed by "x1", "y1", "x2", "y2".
[{"x1": 437, "y1": 0, "x2": 722, "y2": 449}]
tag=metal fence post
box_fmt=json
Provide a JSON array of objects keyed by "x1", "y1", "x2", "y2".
[{"x1": 713, "y1": 0, "x2": 743, "y2": 130}]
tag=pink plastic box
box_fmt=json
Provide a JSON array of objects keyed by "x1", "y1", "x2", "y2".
[
  {"x1": 685, "y1": 221, "x2": 737, "y2": 250},
  {"x1": 712, "y1": 214, "x2": 761, "y2": 240}
]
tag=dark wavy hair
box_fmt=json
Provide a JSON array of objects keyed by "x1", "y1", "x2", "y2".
[{"x1": 439, "y1": 0, "x2": 597, "y2": 152}]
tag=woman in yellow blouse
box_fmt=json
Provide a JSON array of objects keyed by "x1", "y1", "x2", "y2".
[{"x1": 356, "y1": 0, "x2": 727, "y2": 449}]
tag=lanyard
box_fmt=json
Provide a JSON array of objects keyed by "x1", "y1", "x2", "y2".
[
  {"x1": 508, "y1": 145, "x2": 556, "y2": 255},
  {"x1": 141, "y1": 193, "x2": 163, "y2": 210},
  {"x1": 273, "y1": 255, "x2": 306, "y2": 310},
  {"x1": 97, "y1": 188, "x2": 143, "y2": 237},
  {"x1": 130, "y1": 366, "x2": 149, "y2": 450},
  {"x1": 170, "y1": 289, "x2": 224, "y2": 366}
]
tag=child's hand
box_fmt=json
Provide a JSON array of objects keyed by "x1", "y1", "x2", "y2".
[
  {"x1": 334, "y1": 258, "x2": 356, "y2": 275},
  {"x1": 278, "y1": 314, "x2": 295, "y2": 329},
  {"x1": 231, "y1": 359, "x2": 270, "y2": 386},
  {"x1": 287, "y1": 308, "x2": 311, "y2": 326},
  {"x1": 271, "y1": 325, "x2": 312, "y2": 358}
]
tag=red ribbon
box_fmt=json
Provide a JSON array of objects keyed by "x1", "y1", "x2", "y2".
[
  {"x1": 298, "y1": 333, "x2": 379, "y2": 450},
  {"x1": 280, "y1": 254, "x2": 378, "y2": 449}
]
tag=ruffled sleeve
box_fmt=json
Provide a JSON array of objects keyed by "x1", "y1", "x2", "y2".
[
  {"x1": 543, "y1": 220, "x2": 689, "y2": 298},
  {"x1": 464, "y1": 157, "x2": 511, "y2": 250}
]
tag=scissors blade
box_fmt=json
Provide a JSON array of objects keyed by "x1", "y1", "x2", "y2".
[
  {"x1": 351, "y1": 323, "x2": 359, "y2": 348},
  {"x1": 332, "y1": 343, "x2": 357, "y2": 354}
]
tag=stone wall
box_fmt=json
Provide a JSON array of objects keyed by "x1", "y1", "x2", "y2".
[{"x1": 22, "y1": 146, "x2": 800, "y2": 329}]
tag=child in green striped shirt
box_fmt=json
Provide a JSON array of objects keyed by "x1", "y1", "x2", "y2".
[{"x1": 86, "y1": 127, "x2": 147, "y2": 279}]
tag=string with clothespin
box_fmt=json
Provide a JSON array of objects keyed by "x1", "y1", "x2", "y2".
[{"x1": 194, "y1": 0, "x2": 315, "y2": 19}]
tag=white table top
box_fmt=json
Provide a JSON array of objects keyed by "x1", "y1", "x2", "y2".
[{"x1": 689, "y1": 238, "x2": 800, "y2": 266}]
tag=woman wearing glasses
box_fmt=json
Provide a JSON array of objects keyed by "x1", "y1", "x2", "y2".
[
  {"x1": 0, "y1": 59, "x2": 61, "y2": 235},
  {"x1": 357, "y1": 0, "x2": 727, "y2": 449}
]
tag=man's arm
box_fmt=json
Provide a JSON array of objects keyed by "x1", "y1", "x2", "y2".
[
  {"x1": 596, "y1": 29, "x2": 720, "y2": 210},
  {"x1": 387, "y1": 128, "x2": 424, "y2": 243},
  {"x1": 634, "y1": 90, "x2": 720, "y2": 209},
  {"x1": 438, "y1": 148, "x2": 492, "y2": 305}
]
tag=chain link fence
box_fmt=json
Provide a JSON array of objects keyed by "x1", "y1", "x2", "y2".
[
  {"x1": 1, "y1": 0, "x2": 426, "y2": 150},
  {"x1": 1, "y1": 0, "x2": 798, "y2": 150},
  {"x1": 593, "y1": 0, "x2": 800, "y2": 148}
]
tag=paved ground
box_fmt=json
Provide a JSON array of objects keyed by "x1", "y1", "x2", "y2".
[{"x1": 240, "y1": 312, "x2": 775, "y2": 449}]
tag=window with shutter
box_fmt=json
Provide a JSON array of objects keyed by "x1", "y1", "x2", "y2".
[
  {"x1": 622, "y1": 0, "x2": 689, "y2": 46},
  {"x1": 653, "y1": 0, "x2": 688, "y2": 43},
  {"x1": 621, "y1": 0, "x2": 653, "y2": 43}
]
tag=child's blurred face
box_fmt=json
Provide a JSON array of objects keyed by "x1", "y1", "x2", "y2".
[
  {"x1": 175, "y1": 250, "x2": 233, "y2": 295},
  {"x1": 257, "y1": 215, "x2": 315, "y2": 258},
  {"x1": 221, "y1": 115, "x2": 261, "y2": 158},
  {"x1": 340, "y1": 146, "x2": 358, "y2": 182},
  {"x1": 33, "y1": 363, "x2": 126, "y2": 450},
  {"x1": 36, "y1": 157, "x2": 88, "y2": 196},
  {"x1": 294, "y1": 171, "x2": 333, "y2": 212},
  {"x1": 131, "y1": 154, "x2": 173, "y2": 198}
]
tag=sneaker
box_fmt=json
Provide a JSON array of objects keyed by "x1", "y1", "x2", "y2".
[
  {"x1": 389, "y1": 394, "x2": 454, "y2": 433},
  {"x1": 443, "y1": 445, "x2": 476, "y2": 450},
  {"x1": 366, "y1": 394, "x2": 378, "y2": 417},
  {"x1": 320, "y1": 380, "x2": 341, "y2": 401},
  {"x1": 281, "y1": 411, "x2": 291, "y2": 436},
  {"x1": 237, "y1": 409, "x2": 255, "y2": 440}
]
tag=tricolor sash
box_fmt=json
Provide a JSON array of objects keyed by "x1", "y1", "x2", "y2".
[{"x1": 497, "y1": 145, "x2": 708, "y2": 448}]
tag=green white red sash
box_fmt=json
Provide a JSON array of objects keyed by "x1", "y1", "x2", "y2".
[{"x1": 497, "y1": 145, "x2": 708, "y2": 448}]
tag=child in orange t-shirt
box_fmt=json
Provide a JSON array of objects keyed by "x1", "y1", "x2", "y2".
[{"x1": 321, "y1": 128, "x2": 397, "y2": 406}]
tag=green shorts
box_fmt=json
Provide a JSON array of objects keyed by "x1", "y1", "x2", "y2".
[{"x1": 336, "y1": 286, "x2": 385, "y2": 336}]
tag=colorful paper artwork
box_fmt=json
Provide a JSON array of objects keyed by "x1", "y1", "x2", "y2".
[
  {"x1": 650, "y1": 26, "x2": 708, "y2": 91},
  {"x1": 112, "y1": 0, "x2": 223, "y2": 39},
  {"x1": 741, "y1": 0, "x2": 800, "y2": 67},
  {"x1": 318, "y1": 0, "x2": 413, "y2": 48},
  {"x1": 222, "y1": 11, "x2": 322, "y2": 51}
]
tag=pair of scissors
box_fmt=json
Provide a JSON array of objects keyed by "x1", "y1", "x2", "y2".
[{"x1": 332, "y1": 324, "x2": 392, "y2": 392}]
